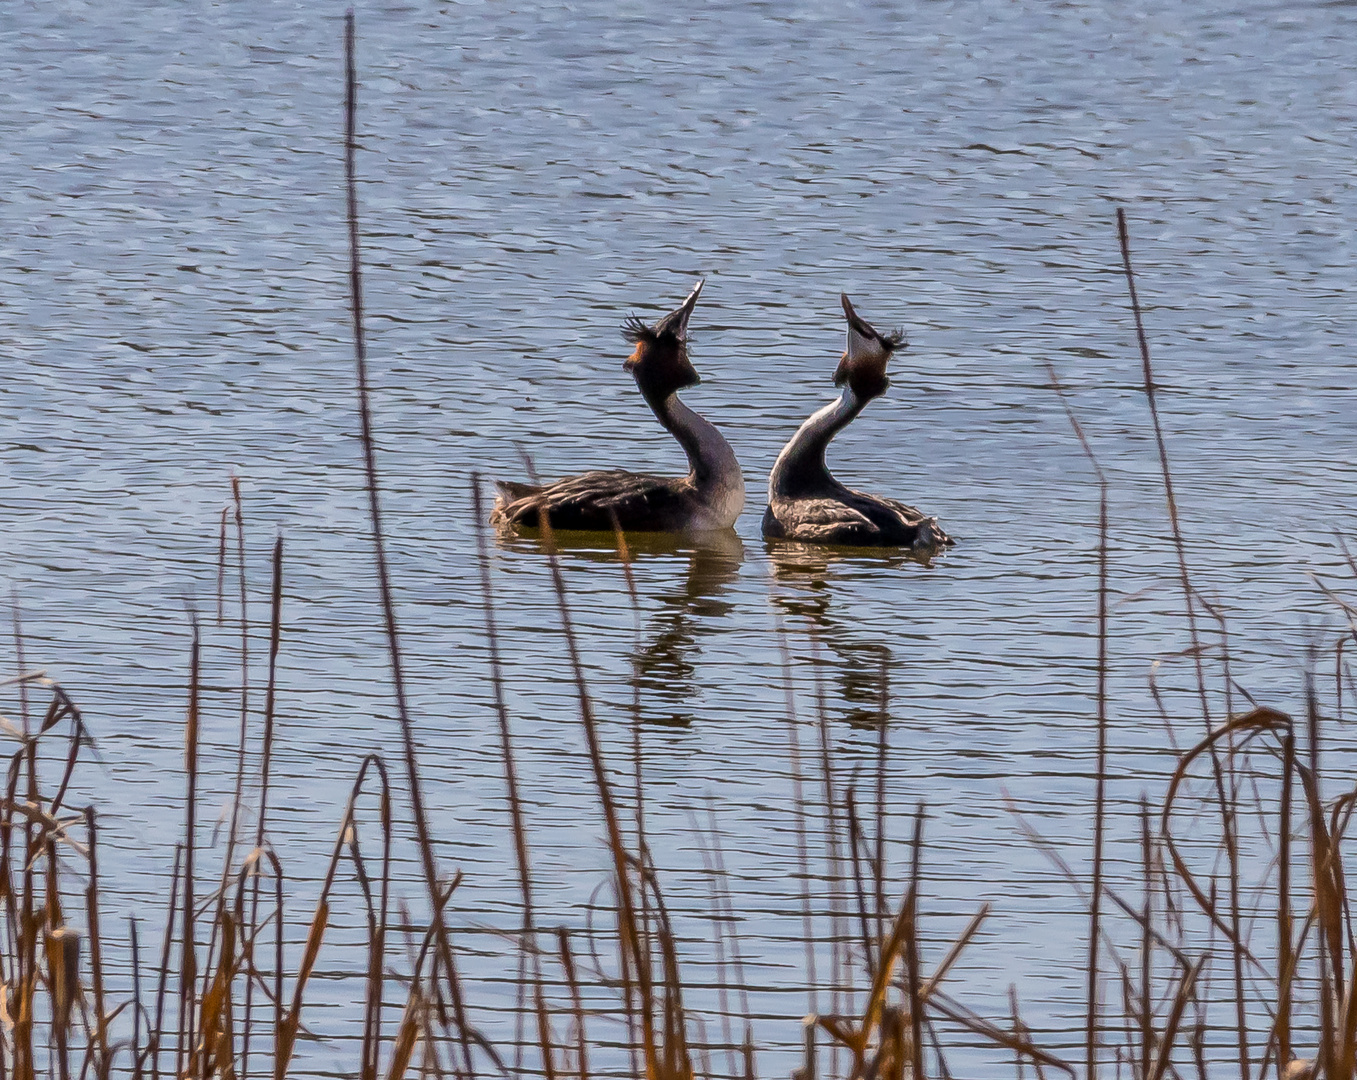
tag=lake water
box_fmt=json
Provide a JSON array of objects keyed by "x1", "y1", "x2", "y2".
[{"x1": 3, "y1": 0, "x2": 1357, "y2": 1074}]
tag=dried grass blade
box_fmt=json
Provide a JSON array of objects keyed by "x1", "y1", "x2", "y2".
[
  {"x1": 928, "y1": 992, "x2": 1074, "y2": 1076},
  {"x1": 342, "y1": 16, "x2": 475, "y2": 1073},
  {"x1": 385, "y1": 984, "x2": 426, "y2": 1080},
  {"x1": 918, "y1": 905, "x2": 990, "y2": 1004},
  {"x1": 275, "y1": 899, "x2": 328, "y2": 1077},
  {"x1": 1146, "y1": 958, "x2": 1206, "y2": 1080}
]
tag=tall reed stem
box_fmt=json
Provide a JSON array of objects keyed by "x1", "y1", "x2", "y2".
[
  {"x1": 344, "y1": 13, "x2": 474, "y2": 1073},
  {"x1": 1118, "y1": 207, "x2": 1246, "y2": 1079}
]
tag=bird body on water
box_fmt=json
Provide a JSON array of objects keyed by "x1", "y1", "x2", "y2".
[
  {"x1": 491, "y1": 280, "x2": 745, "y2": 535},
  {"x1": 762, "y1": 294, "x2": 950, "y2": 552}
]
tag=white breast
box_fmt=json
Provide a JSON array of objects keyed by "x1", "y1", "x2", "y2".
[{"x1": 691, "y1": 470, "x2": 746, "y2": 531}]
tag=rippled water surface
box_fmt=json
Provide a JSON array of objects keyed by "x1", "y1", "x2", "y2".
[{"x1": 4, "y1": 0, "x2": 1357, "y2": 1073}]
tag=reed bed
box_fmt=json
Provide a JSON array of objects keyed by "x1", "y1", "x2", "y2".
[
  {"x1": 6, "y1": 473, "x2": 1357, "y2": 1080},
  {"x1": 3, "y1": 17, "x2": 1356, "y2": 1080}
]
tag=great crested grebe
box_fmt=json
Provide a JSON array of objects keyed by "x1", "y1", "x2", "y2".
[
  {"x1": 491, "y1": 280, "x2": 745, "y2": 534},
  {"x1": 761, "y1": 293, "x2": 951, "y2": 550}
]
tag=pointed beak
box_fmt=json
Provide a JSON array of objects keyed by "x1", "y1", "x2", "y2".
[
  {"x1": 841, "y1": 292, "x2": 882, "y2": 362},
  {"x1": 654, "y1": 278, "x2": 704, "y2": 341}
]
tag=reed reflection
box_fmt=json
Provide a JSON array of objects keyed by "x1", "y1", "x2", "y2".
[{"x1": 768, "y1": 541, "x2": 934, "y2": 729}]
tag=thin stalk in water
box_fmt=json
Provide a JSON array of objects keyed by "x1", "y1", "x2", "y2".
[
  {"x1": 1045, "y1": 360, "x2": 1109, "y2": 1079},
  {"x1": 343, "y1": 14, "x2": 475, "y2": 1073},
  {"x1": 1118, "y1": 207, "x2": 1246, "y2": 1079}
]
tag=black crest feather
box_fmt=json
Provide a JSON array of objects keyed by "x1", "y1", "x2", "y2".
[{"x1": 621, "y1": 314, "x2": 657, "y2": 343}]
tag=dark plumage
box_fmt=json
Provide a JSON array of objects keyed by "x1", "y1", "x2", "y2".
[
  {"x1": 761, "y1": 293, "x2": 951, "y2": 551},
  {"x1": 494, "y1": 470, "x2": 709, "y2": 533},
  {"x1": 761, "y1": 490, "x2": 949, "y2": 547},
  {"x1": 492, "y1": 281, "x2": 745, "y2": 535}
]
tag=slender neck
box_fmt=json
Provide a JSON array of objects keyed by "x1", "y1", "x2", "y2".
[
  {"x1": 768, "y1": 386, "x2": 866, "y2": 498},
  {"x1": 641, "y1": 385, "x2": 741, "y2": 492}
]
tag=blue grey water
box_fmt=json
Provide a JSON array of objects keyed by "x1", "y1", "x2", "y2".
[{"x1": 3, "y1": 0, "x2": 1356, "y2": 1074}]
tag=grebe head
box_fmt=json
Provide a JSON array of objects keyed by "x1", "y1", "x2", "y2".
[
  {"x1": 833, "y1": 293, "x2": 905, "y2": 402},
  {"x1": 622, "y1": 279, "x2": 704, "y2": 399}
]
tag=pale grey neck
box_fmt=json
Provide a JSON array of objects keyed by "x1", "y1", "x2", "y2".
[{"x1": 768, "y1": 387, "x2": 865, "y2": 499}]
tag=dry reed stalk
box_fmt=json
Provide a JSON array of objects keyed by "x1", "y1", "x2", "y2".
[
  {"x1": 773, "y1": 612, "x2": 819, "y2": 1016},
  {"x1": 358, "y1": 763, "x2": 394, "y2": 1080},
  {"x1": 873, "y1": 656, "x2": 889, "y2": 953},
  {"x1": 1, "y1": 754, "x2": 18, "y2": 1010},
  {"x1": 83, "y1": 807, "x2": 110, "y2": 1074},
  {"x1": 1138, "y1": 802, "x2": 1154, "y2": 1080},
  {"x1": 1278, "y1": 726, "x2": 1297, "y2": 1072},
  {"x1": 1117, "y1": 207, "x2": 1251, "y2": 1079},
  {"x1": 192, "y1": 906, "x2": 238, "y2": 1079},
  {"x1": 199, "y1": 479, "x2": 254, "y2": 1080},
  {"x1": 241, "y1": 532, "x2": 285, "y2": 1080},
  {"x1": 1159, "y1": 708, "x2": 1287, "y2": 959},
  {"x1": 1302, "y1": 685, "x2": 1357, "y2": 1080},
  {"x1": 149, "y1": 843, "x2": 183, "y2": 1080},
  {"x1": 1044, "y1": 359, "x2": 1110, "y2": 1080},
  {"x1": 518, "y1": 462, "x2": 678, "y2": 1080},
  {"x1": 274, "y1": 896, "x2": 326, "y2": 1078},
  {"x1": 917, "y1": 904, "x2": 990, "y2": 1006},
  {"x1": 558, "y1": 929, "x2": 589, "y2": 1080},
  {"x1": 1115, "y1": 209, "x2": 1210, "y2": 727},
  {"x1": 343, "y1": 15, "x2": 476, "y2": 1075},
  {"x1": 809, "y1": 805, "x2": 1004, "y2": 1080},
  {"x1": 635, "y1": 861, "x2": 693, "y2": 1080},
  {"x1": 928, "y1": 990, "x2": 1072, "y2": 1077},
  {"x1": 13, "y1": 635, "x2": 38, "y2": 1080},
  {"x1": 255, "y1": 533, "x2": 285, "y2": 851},
  {"x1": 470, "y1": 477, "x2": 557, "y2": 1078},
  {"x1": 709, "y1": 813, "x2": 752, "y2": 1032},
  {"x1": 610, "y1": 509, "x2": 647, "y2": 1080},
  {"x1": 45, "y1": 923, "x2": 79, "y2": 1080},
  {"x1": 269, "y1": 754, "x2": 394, "y2": 1080},
  {"x1": 218, "y1": 476, "x2": 252, "y2": 927},
  {"x1": 905, "y1": 808, "x2": 925, "y2": 1080},
  {"x1": 691, "y1": 816, "x2": 737, "y2": 1073},
  {"x1": 810, "y1": 633, "x2": 849, "y2": 1037},
  {"x1": 1008, "y1": 988, "x2": 1026, "y2": 1080},
  {"x1": 386, "y1": 983, "x2": 426, "y2": 1080},
  {"x1": 231, "y1": 846, "x2": 285, "y2": 1080},
  {"x1": 691, "y1": 803, "x2": 754, "y2": 1075},
  {"x1": 1145, "y1": 957, "x2": 1207, "y2": 1080},
  {"x1": 844, "y1": 792, "x2": 876, "y2": 985},
  {"x1": 178, "y1": 618, "x2": 201, "y2": 1079},
  {"x1": 43, "y1": 687, "x2": 85, "y2": 818},
  {"x1": 217, "y1": 506, "x2": 228, "y2": 627},
  {"x1": 131, "y1": 915, "x2": 143, "y2": 1080}
]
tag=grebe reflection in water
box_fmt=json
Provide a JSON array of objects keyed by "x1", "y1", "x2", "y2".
[
  {"x1": 769, "y1": 541, "x2": 934, "y2": 729},
  {"x1": 630, "y1": 531, "x2": 743, "y2": 727},
  {"x1": 500, "y1": 528, "x2": 744, "y2": 727}
]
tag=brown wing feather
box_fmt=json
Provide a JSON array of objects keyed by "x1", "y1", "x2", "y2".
[
  {"x1": 492, "y1": 469, "x2": 701, "y2": 533},
  {"x1": 764, "y1": 487, "x2": 952, "y2": 549},
  {"x1": 847, "y1": 489, "x2": 953, "y2": 548}
]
